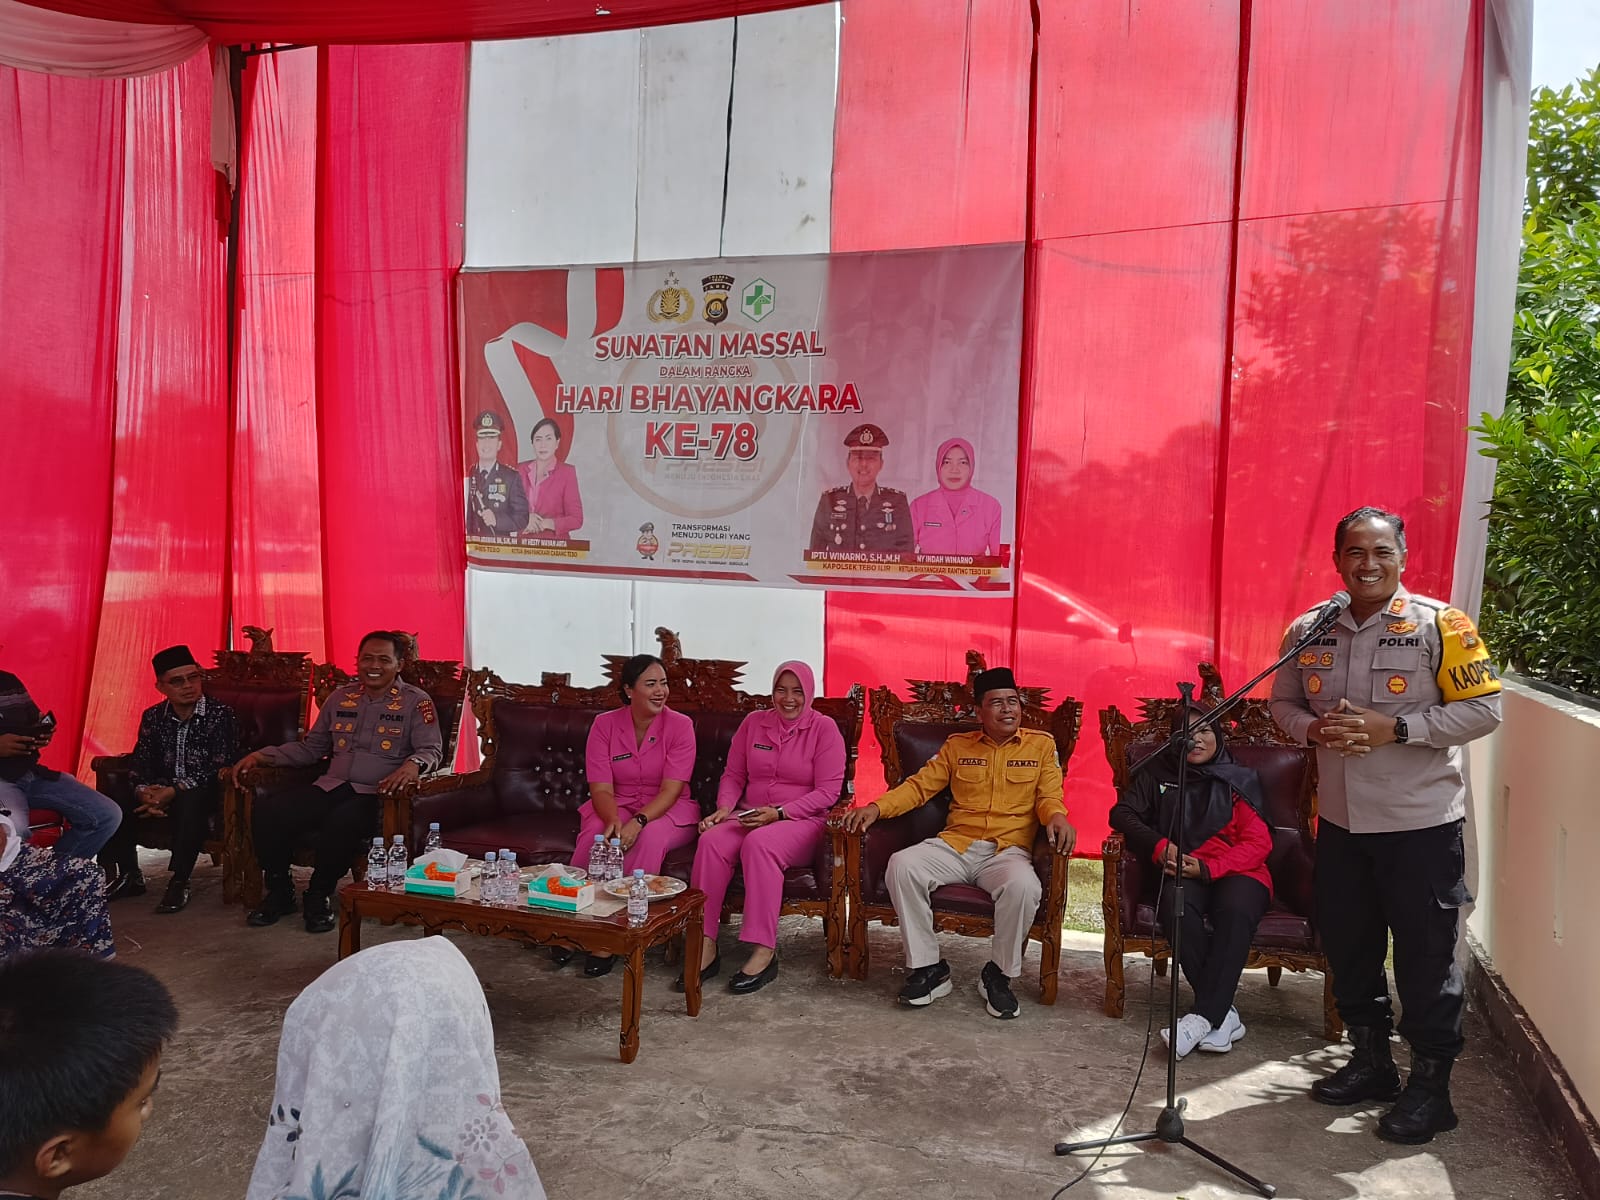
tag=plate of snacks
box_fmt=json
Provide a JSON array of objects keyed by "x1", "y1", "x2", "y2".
[{"x1": 600, "y1": 874, "x2": 687, "y2": 901}]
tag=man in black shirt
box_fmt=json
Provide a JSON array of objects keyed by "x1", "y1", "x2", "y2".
[{"x1": 101, "y1": 647, "x2": 237, "y2": 912}]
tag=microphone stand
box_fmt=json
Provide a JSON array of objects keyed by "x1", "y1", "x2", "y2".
[{"x1": 1053, "y1": 599, "x2": 1348, "y2": 1197}]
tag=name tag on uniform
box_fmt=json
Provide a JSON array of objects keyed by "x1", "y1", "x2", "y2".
[
  {"x1": 1377, "y1": 636, "x2": 1420, "y2": 647},
  {"x1": 611, "y1": 753, "x2": 633, "y2": 762},
  {"x1": 754, "y1": 743, "x2": 775, "y2": 751},
  {"x1": 1008, "y1": 759, "x2": 1039, "y2": 768},
  {"x1": 958, "y1": 757, "x2": 986, "y2": 766}
]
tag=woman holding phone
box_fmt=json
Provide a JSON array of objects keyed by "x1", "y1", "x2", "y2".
[{"x1": 686, "y1": 662, "x2": 846, "y2": 995}]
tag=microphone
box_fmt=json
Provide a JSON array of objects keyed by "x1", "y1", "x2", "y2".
[{"x1": 1313, "y1": 590, "x2": 1352, "y2": 624}]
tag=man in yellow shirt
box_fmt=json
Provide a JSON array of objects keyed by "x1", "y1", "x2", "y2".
[{"x1": 843, "y1": 667, "x2": 1076, "y2": 1018}]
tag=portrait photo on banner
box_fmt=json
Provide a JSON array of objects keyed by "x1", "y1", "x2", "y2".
[{"x1": 457, "y1": 244, "x2": 1023, "y2": 597}]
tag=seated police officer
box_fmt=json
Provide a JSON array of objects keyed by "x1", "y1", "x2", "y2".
[
  {"x1": 233, "y1": 631, "x2": 442, "y2": 933},
  {"x1": 842, "y1": 668, "x2": 1076, "y2": 1018}
]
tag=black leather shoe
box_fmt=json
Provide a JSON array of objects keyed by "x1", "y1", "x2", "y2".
[
  {"x1": 1377, "y1": 1055, "x2": 1459, "y2": 1144},
  {"x1": 673, "y1": 955, "x2": 722, "y2": 993},
  {"x1": 246, "y1": 887, "x2": 298, "y2": 927},
  {"x1": 549, "y1": 947, "x2": 575, "y2": 967},
  {"x1": 154, "y1": 879, "x2": 191, "y2": 914},
  {"x1": 105, "y1": 871, "x2": 148, "y2": 901},
  {"x1": 1313, "y1": 1025, "x2": 1402, "y2": 1106},
  {"x1": 303, "y1": 892, "x2": 336, "y2": 934},
  {"x1": 728, "y1": 957, "x2": 778, "y2": 995},
  {"x1": 582, "y1": 954, "x2": 617, "y2": 977}
]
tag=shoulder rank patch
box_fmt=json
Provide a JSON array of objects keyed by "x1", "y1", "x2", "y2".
[
  {"x1": 1388, "y1": 596, "x2": 1407, "y2": 615},
  {"x1": 419, "y1": 699, "x2": 436, "y2": 725},
  {"x1": 1435, "y1": 607, "x2": 1501, "y2": 700}
]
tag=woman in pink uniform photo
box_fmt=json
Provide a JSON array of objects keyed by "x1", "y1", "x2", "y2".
[
  {"x1": 564, "y1": 654, "x2": 698, "y2": 977},
  {"x1": 909, "y1": 437, "x2": 1003, "y2": 556},
  {"x1": 518, "y1": 417, "x2": 584, "y2": 538},
  {"x1": 686, "y1": 661, "x2": 846, "y2": 995}
]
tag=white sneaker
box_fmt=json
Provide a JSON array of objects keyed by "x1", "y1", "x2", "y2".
[
  {"x1": 1198, "y1": 1007, "x2": 1247, "y2": 1053},
  {"x1": 1162, "y1": 1012, "x2": 1214, "y2": 1059}
]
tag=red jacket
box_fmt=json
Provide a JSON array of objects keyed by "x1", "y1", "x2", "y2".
[{"x1": 1154, "y1": 796, "x2": 1273, "y2": 893}]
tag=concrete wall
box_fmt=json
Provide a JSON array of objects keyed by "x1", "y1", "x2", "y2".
[{"x1": 1468, "y1": 679, "x2": 1600, "y2": 1116}]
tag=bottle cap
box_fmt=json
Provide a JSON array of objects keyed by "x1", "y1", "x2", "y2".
[
  {"x1": 633, "y1": 868, "x2": 645, "y2": 878},
  {"x1": 429, "y1": 822, "x2": 440, "y2": 831}
]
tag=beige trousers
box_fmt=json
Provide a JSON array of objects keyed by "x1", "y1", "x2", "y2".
[{"x1": 885, "y1": 837, "x2": 1041, "y2": 978}]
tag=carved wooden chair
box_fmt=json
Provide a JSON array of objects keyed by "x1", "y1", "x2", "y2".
[
  {"x1": 411, "y1": 629, "x2": 863, "y2": 975},
  {"x1": 835, "y1": 651, "x2": 1082, "y2": 1002},
  {"x1": 223, "y1": 653, "x2": 464, "y2": 907},
  {"x1": 1100, "y1": 663, "x2": 1339, "y2": 1039},
  {"x1": 92, "y1": 641, "x2": 312, "y2": 904}
]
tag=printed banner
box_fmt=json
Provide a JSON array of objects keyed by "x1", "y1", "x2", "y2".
[{"x1": 459, "y1": 245, "x2": 1022, "y2": 594}]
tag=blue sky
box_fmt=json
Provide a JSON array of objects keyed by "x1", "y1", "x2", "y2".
[{"x1": 1534, "y1": 0, "x2": 1600, "y2": 90}]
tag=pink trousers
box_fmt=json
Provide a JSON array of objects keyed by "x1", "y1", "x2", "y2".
[
  {"x1": 572, "y1": 804, "x2": 695, "y2": 876},
  {"x1": 689, "y1": 817, "x2": 824, "y2": 947}
]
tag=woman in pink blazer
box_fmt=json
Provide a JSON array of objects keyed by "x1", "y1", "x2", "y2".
[
  {"x1": 564, "y1": 654, "x2": 698, "y2": 976},
  {"x1": 686, "y1": 661, "x2": 846, "y2": 995},
  {"x1": 518, "y1": 417, "x2": 584, "y2": 539}
]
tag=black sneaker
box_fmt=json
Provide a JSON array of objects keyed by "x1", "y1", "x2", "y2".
[
  {"x1": 978, "y1": 960, "x2": 1020, "y2": 1019},
  {"x1": 302, "y1": 891, "x2": 336, "y2": 934},
  {"x1": 898, "y1": 959, "x2": 952, "y2": 1006},
  {"x1": 246, "y1": 885, "x2": 298, "y2": 927}
]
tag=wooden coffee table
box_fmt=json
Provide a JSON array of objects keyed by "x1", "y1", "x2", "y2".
[{"x1": 336, "y1": 880, "x2": 705, "y2": 1063}]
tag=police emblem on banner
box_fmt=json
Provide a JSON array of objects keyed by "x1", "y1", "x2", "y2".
[
  {"x1": 637, "y1": 522, "x2": 660, "y2": 561},
  {"x1": 701, "y1": 273, "x2": 734, "y2": 325},
  {"x1": 647, "y1": 272, "x2": 694, "y2": 324}
]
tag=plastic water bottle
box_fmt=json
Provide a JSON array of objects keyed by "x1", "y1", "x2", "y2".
[
  {"x1": 495, "y1": 848, "x2": 513, "y2": 905},
  {"x1": 481, "y1": 852, "x2": 498, "y2": 904},
  {"x1": 627, "y1": 868, "x2": 649, "y2": 927},
  {"x1": 387, "y1": 835, "x2": 408, "y2": 892},
  {"x1": 589, "y1": 834, "x2": 606, "y2": 880},
  {"x1": 500, "y1": 850, "x2": 519, "y2": 906},
  {"x1": 366, "y1": 837, "x2": 387, "y2": 890},
  {"x1": 424, "y1": 823, "x2": 442, "y2": 855},
  {"x1": 607, "y1": 837, "x2": 626, "y2": 883}
]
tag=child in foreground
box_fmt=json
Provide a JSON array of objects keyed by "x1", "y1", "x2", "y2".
[{"x1": 0, "y1": 951, "x2": 177, "y2": 1200}]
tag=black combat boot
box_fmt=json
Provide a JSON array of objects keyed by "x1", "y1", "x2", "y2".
[
  {"x1": 1311, "y1": 1024, "x2": 1402, "y2": 1106},
  {"x1": 1377, "y1": 1054, "x2": 1459, "y2": 1144}
]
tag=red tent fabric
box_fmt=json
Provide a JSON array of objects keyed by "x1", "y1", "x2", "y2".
[{"x1": 12, "y1": 0, "x2": 827, "y2": 44}]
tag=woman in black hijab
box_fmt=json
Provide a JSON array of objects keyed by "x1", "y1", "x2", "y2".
[{"x1": 1109, "y1": 713, "x2": 1273, "y2": 1059}]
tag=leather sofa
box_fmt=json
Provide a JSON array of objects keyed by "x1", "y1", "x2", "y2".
[
  {"x1": 1099, "y1": 665, "x2": 1338, "y2": 1038},
  {"x1": 411, "y1": 630, "x2": 863, "y2": 974},
  {"x1": 836, "y1": 652, "x2": 1083, "y2": 1004}
]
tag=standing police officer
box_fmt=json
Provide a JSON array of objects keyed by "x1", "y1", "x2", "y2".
[
  {"x1": 1270, "y1": 506, "x2": 1501, "y2": 1145},
  {"x1": 808, "y1": 423, "x2": 913, "y2": 554},
  {"x1": 466, "y1": 411, "x2": 529, "y2": 538}
]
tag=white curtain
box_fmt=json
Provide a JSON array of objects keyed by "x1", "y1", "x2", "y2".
[{"x1": 0, "y1": 0, "x2": 206, "y2": 77}]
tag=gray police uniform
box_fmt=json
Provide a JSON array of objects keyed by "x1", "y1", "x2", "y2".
[
  {"x1": 253, "y1": 681, "x2": 445, "y2": 896},
  {"x1": 809, "y1": 485, "x2": 913, "y2": 553},
  {"x1": 1270, "y1": 585, "x2": 1501, "y2": 1060},
  {"x1": 467, "y1": 463, "x2": 530, "y2": 537}
]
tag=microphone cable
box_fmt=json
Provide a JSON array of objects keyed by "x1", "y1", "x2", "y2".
[{"x1": 1049, "y1": 759, "x2": 1185, "y2": 1197}]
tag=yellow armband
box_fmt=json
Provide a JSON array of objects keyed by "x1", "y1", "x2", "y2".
[{"x1": 1435, "y1": 607, "x2": 1501, "y2": 700}]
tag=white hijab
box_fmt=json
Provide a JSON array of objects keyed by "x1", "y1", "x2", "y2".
[{"x1": 247, "y1": 938, "x2": 546, "y2": 1200}]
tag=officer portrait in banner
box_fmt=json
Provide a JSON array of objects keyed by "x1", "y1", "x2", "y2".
[{"x1": 458, "y1": 245, "x2": 1023, "y2": 596}]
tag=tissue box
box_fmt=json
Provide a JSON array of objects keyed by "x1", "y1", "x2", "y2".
[
  {"x1": 403, "y1": 863, "x2": 473, "y2": 897},
  {"x1": 526, "y1": 874, "x2": 593, "y2": 912}
]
